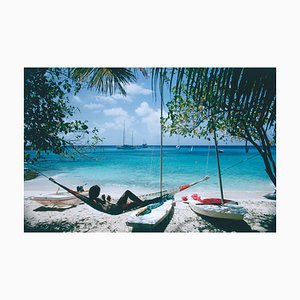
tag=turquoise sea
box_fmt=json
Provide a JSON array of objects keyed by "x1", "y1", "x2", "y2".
[{"x1": 26, "y1": 145, "x2": 276, "y2": 195}]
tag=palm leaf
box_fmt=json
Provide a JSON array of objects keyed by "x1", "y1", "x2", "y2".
[{"x1": 70, "y1": 68, "x2": 136, "y2": 96}]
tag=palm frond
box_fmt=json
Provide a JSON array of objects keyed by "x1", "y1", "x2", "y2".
[{"x1": 70, "y1": 68, "x2": 137, "y2": 96}]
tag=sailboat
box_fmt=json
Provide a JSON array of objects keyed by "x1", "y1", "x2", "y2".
[
  {"x1": 126, "y1": 99, "x2": 174, "y2": 229},
  {"x1": 30, "y1": 182, "x2": 89, "y2": 208},
  {"x1": 189, "y1": 117, "x2": 247, "y2": 221},
  {"x1": 30, "y1": 190, "x2": 88, "y2": 208},
  {"x1": 176, "y1": 135, "x2": 180, "y2": 149},
  {"x1": 141, "y1": 139, "x2": 148, "y2": 148},
  {"x1": 116, "y1": 121, "x2": 136, "y2": 149},
  {"x1": 126, "y1": 100, "x2": 209, "y2": 229}
]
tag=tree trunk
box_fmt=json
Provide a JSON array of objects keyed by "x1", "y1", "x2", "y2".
[{"x1": 244, "y1": 127, "x2": 276, "y2": 187}]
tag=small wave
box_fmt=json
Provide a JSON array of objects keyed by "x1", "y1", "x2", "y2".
[{"x1": 52, "y1": 173, "x2": 68, "y2": 179}]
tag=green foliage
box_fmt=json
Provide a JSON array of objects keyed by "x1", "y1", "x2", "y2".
[
  {"x1": 24, "y1": 68, "x2": 101, "y2": 162},
  {"x1": 160, "y1": 68, "x2": 275, "y2": 142},
  {"x1": 70, "y1": 68, "x2": 137, "y2": 96},
  {"x1": 153, "y1": 67, "x2": 276, "y2": 185},
  {"x1": 24, "y1": 169, "x2": 39, "y2": 181}
]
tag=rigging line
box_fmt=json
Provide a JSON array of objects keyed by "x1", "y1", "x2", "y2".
[
  {"x1": 205, "y1": 138, "x2": 211, "y2": 175},
  {"x1": 220, "y1": 153, "x2": 261, "y2": 174},
  {"x1": 149, "y1": 146, "x2": 157, "y2": 180},
  {"x1": 173, "y1": 158, "x2": 253, "y2": 181}
]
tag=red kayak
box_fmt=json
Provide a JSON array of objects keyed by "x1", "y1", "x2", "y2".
[{"x1": 182, "y1": 194, "x2": 238, "y2": 205}]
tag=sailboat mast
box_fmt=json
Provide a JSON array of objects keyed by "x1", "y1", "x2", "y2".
[
  {"x1": 213, "y1": 128, "x2": 224, "y2": 205},
  {"x1": 132, "y1": 131, "x2": 133, "y2": 146},
  {"x1": 160, "y1": 99, "x2": 163, "y2": 197},
  {"x1": 211, "y1": 109, "x2": 224, "y2": 205},
  {"x1": 123, "y1": 120, "x2": 125, "y2": 146}
]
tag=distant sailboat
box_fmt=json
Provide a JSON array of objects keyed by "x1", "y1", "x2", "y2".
[
  {"x1": 142, "y1": 139, "x2": 148, "y2": 148},
  {"x1": 117, "y1": 121, "x2": 136, "y2": 149},
  {"x1": 176, "y1": 135, "x2": 180, "y2": 149}
]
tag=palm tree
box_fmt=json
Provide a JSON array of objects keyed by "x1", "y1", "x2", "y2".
[
  {"x1": 70, "y1": 67, "x2": 147, "y2": 96},
  {"x1": 151, "y1": 68, "x2": 276, "y2": 186}
]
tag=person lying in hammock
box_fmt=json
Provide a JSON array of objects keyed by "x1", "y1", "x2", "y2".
[{"x1": 49, "y1": 177, "x2": 161, "y2": 215}]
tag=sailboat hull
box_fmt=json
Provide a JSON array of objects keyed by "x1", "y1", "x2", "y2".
[
  {"x1": 189, "y1": 201, "x2": 247, "y2": 221},
  {"x1": 116, "y1": 145, "x2": 136, "y2": 149},
  {"x1": 30, "y1": 191, "x2": 88, "y2": 208},
  {"x1": 126, "y1": 178, "x2": 208, "y2": 229},
  {"x1": 126, "y1": 199, "x2": 174, "y2": 229}
]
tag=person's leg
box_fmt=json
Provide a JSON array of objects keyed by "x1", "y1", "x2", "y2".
[{"x1": 116, "y1": 190, "x2": 143, "y2": 208}]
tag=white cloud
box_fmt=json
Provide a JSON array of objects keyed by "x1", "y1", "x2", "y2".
[
  {"x1": 102, "y1": 107, "x2": 134, "y2": 133},
  {"x1": 103, "y1": 122, "x2": 118, "y2": 130},
  {"x1": 91, "y1": 83, "x2": 151, "y2": 106},
  {"x1": 110, "y1": 94, "x2": 130, "y2": 100},
  {"x1": 83, "y1": 103, "x2": 104, "y2": 110},
  {"x1": 72, "y1": 95, "x2": 82, "y2": 103},
  {"x1": 135, "y1": 101, "x2": 166, "y2": 135},
  {"x1": 126, "y1": 83, "x2": 152, "y2": 96},
  {"x1": 103, "y1": 107, "x2": 128, "y2": 118},
  {"x1": 94, "y1": 94, "x2": 131, "y2": 105},
  {"x1": 135, "y1": 101, "x2": 153, "y2": 117},
  {"x1": 94, "y1": 96, "x2": 116, "y2": 105}
]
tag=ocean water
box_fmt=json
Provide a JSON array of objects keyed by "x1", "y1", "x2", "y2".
[{"x1": 26, "y1": 145, "x2": 276, "y2": 195}]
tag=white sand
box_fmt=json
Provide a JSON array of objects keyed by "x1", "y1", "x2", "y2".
[{"x1": 24, "y1": 177, "x2": 276, "y2": 232}]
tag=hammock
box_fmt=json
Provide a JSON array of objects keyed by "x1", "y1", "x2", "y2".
[{"x1": 48, "y1": 176, "x2": 209, "y2": 215}]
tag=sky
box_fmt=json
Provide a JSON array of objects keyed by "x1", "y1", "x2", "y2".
[{"x1": 68, "y1": 70, "x2": 217, "y2": 146}]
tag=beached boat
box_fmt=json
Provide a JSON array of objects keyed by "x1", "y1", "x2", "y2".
[
  {"x1": 127, "y1": 177, "x2": 209, "y2": 229},
  {"x1": 182, "y1": 194, "x2": 237, "y2": 205},
  {"x1": 183, "y1": 194, "x2": 246, "y2": 220},
  {"x1": 127, "y1": 199, "x2": 174, "y2": 229},
  {"x1": 127, "y1": 98, "x2": 169, "y2": 229},
  {"x1": 189, "y1": 200, "x2": 247, "y2": 221},
  {"x1": 264, "y1": 190, "x2": 276, "y2": 200},
  {"x1": 126, "y1": 101, "x2": 209, "y2": 229},
  {"x1": 31, "y1": 191, "x2": 88, "y2": 208},
  {"x1": 189, "y1": 115, "x2": 246, "y2": 221}
]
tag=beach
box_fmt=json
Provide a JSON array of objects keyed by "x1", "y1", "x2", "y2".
[
  {"x1": 24, "y1": 176, "x2": 276, "y2": 232},
  {"x1": 24, "y1": 146, "x2": 276, "y2": 232}
]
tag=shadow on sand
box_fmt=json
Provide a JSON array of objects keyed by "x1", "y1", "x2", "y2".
[
  {"x1": 131, "y1": 205, "x2": 175, "y2": 233},
  {"x1": 33, "y1": 205, "x2": 76, "y2": 212},
  {"x1": 24, "y1": 220, "x2": 78, "y2": 232},
  {"x1": 200, "y1": 216, "x2": 256, "y2": 232}
]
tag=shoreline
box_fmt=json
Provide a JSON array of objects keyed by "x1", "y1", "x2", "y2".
[
  {"x1": 24, "y1": 174, "x2": 274, "y2": 198},
  {"x1": 24, "y1": 177, "x2": 276, "y2": 233}
]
